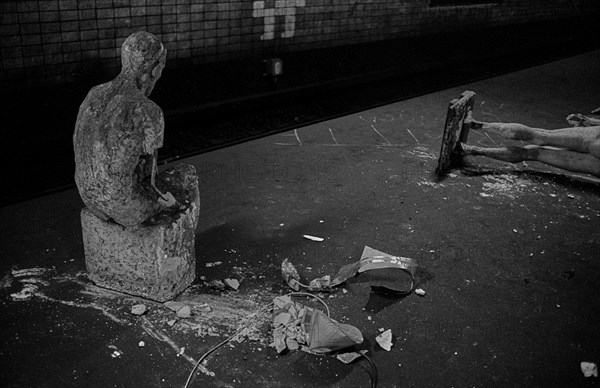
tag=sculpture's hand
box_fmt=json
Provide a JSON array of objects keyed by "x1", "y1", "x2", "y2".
[
  {"x1": 158, "y1": 191, "x2": 177, "y2": 207},
  {"x1": 566, "y1": 113, "x2": 586, "y2": 127}
]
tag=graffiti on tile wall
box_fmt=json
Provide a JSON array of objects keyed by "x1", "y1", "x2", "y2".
[{"x1": 252, "y1": 0, "x2": 306, "y2": 40}]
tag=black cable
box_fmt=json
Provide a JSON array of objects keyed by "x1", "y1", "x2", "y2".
[{"x1": 362, "y1": 353, "x2": 378, "y2": 388}]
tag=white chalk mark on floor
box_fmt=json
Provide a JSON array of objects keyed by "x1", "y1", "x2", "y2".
[
  {"x1": 294, "y1": 129, "x2": 302, "y2": 145},
  {"x1": 141, "y1": 317, "x2": 214, "y2": 376},
  {"x1": 34, "y1": 292, "x2": 130, "y2": 325},
  {"x1": 328, "y1": 127, "x2": 338, "y2": 145},
  {"x1": 371, "y1": 124, "x2": 392, "y2": 145},
  {"x1": 406, "y1": 128, "x2": 420, "y2": 144}
]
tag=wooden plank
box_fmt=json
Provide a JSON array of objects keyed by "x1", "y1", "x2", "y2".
[{"x1": 435, "y1": 91, "x2": 476, "y2": 175}]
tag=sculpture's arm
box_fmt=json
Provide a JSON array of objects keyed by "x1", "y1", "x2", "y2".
[
  {"x1": 567, "y1": 113, "x2": 600, "y2": 127},
  {"x1": 134, "y1": 100, "x2": 177, "y2": 207}
]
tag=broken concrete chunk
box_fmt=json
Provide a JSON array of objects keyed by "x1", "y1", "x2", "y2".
[
  {"x1": 131, "y1": 304, "x2": 148, "y2": 316},
  {"x1": 164, "y1": 301, "x2": 186, "y2": 312},
  {"x1": 176, "y1": 305, "x2": 192, "y2": 319},
  {"x1": 224, "y1": 278, "x2": 240, "y2": 290}
]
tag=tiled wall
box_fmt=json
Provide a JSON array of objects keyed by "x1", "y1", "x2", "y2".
[{"x1": 0, "y1": 0, "x2": 597, "y2": 88}]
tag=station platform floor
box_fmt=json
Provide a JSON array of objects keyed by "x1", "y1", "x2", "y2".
[{"x1": 1, "y1": 51, "x2": 600, "y2": 387}]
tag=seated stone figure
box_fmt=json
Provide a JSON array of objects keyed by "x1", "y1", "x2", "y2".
[
  {"x1": 74, "y1": 32, "x2": 199, "y2": 301},
  {"x1": 74, "y1": 31, "x2": 180, "y2": 226}
]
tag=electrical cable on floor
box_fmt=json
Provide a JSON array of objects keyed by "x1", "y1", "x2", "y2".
[
  {"x1": 362, "y1": 353, "x2": 378, "y2": 388},
  {"x1": 183, "y1": 291, "x2": 357, "y2": 387}
]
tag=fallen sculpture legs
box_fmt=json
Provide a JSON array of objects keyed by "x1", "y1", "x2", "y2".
[
  {"x1": 435, "y1": 90, "x2": 600, "y2": 178},
  {"x1": 461, "y1": 120, "x2": 600, "y2": 178}
]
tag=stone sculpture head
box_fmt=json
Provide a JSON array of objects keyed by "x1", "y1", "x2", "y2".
[{"x1": 120, "y1": 31, "x2": 167, "y2": 96}]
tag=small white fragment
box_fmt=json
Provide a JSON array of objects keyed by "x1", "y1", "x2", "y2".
[
  {"x1": 177, "y1": 347, "x2": 185, "y2": 357},
  {"x1": 303, "y1": 234, "x2": 324, "y2": 242},
  {"x1": 512, "y1": 229, "x2": 518, "y2": 233},
  {"x1": 224, "y1": 278, "x2": 240, "y2": 290},
  {"x1": 342, "y1": 289, "x2": 348, "y2": 294},
  {"x1": 367, "y1": 316, "x2": 372, "y2": 321},
  {"x1": 376, "y1": 329, "x2": 393, "y2": 351},
  {"x1": 131, "y1": 304, "x2": 147, "y2": 316},
  {"x1": 415, "y1": 288, "x2": 426, "y2": 296},
  {"x1": 581, "y1": 362, "x2": 598, "y2": 377},
  {"x1": 567, "y1": 194, "x2": 575, "y2": 199},
  {"x1": 167, "y1": 319, "x2": 176, "y2": 327},
  {"x1": 549, "y1": 193, "x2": 557, "y2": 197},
  {"x1": 448, "y1": 173, "x2": 457, "y2": 178},
  {"x1": 138, "y1": 341, "x2": 145, "y2": 347}
]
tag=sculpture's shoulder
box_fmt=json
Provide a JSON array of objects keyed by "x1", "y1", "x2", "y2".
[
  {"x1": 132, "y1": 96, "x2": 164, "y2": 124},
  {"x1": 132, "y1": 97, "x2": 165, "y2": 153}
]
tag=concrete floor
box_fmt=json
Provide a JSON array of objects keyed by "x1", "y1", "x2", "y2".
[{"x1": 1, "y1": 51, "x2": 600, "y2": 387}]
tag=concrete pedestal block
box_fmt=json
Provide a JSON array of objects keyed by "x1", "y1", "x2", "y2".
[{"x1": 81, "y1": 165, "x2": 200, "y2": 301}]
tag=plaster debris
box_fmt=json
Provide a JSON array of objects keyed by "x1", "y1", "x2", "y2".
[
  {"x1": 10, "y1": 284, "x2": 38, "y2": 301},
  {"x1": 176, "y1": 306, "x2": 192, "y2": 319},
  {"x1": 567, "y1": 194, "x2": 575, "y2": 199},
  {"x1": 376, "y1": 329, "x2": 393, "y2": 351},
  {"x1": 480, "y1": 174, "x2": 535, "y2": 199},
  {"x1": 0, "y1": 271, "x2": 14, "y2": 289},
  {"x1": 581, "y1": 362, "x2": 598, "y2": 377},
  {"x1": 108, "y1": 345, "x2": 123, "y2": 358},
  {"x1": 138, "y1": 341, "x2": 145, "y2": 347},
  {"x1": 415, "y1": 288, "x2": 426, "y2": 296},
  {"x1": 303, "y1": 234, "x2": 324, "y2": 242},
  {"x1": 205, "y1": 261, "x2": 223, "y2": 267},
  {"x1": 131, "y1": 304, "x2": 148, "y2": 316},
  {"x1": 224, "y1": 278, "x2": 240, "y2": 290}
]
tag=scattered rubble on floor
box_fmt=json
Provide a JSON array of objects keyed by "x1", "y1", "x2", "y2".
[
  {"x1": 270, "y1": 294, "x2": 363, "y2": 355},
  {"x1": 581, "y1": 361, "x2": 598, "y2": 377},
  {"x1": 9, "y1": 267, "x2": 54, "y2": 301}
]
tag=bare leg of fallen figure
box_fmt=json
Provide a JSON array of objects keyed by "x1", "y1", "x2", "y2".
[
  {"x1": 460, "y1": 143, "x2": 600, "y2": 178},
  {"x1": 465, "y1": 113, "x2": 600, "y2": 158}
]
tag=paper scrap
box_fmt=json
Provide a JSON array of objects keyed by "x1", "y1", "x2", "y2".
[
  {"x1": 376, "y1": 329, "x2": 393, "y2": 351},
  {"x1": 303, "y1": 235, "x2": 324, "y2": 242}
]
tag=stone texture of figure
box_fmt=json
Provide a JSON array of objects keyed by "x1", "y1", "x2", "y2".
[
  {"x1": 74, "y1": 32, "x2": 200, "y2": 301},
  {"x1": 74, "y1": 31, "x2": 172, "y2": 226}
]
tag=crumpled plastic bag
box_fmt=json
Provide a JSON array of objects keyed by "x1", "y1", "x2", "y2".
[
  {"x1": 282, "y1": 246, "x2": 417, "y2": 294},
  {"x1": 270, "y1": 295, "x2": 363, "y2": 354}
]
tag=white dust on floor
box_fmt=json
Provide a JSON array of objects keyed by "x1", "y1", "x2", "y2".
[{"x1": 5, "y1": 267, "x2": 276, "y2": 377}]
